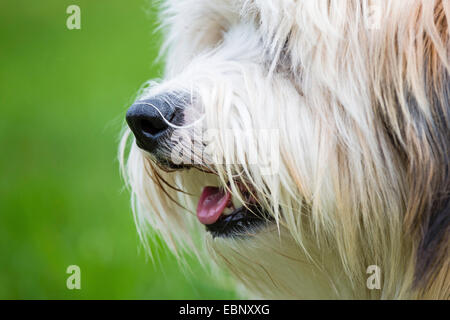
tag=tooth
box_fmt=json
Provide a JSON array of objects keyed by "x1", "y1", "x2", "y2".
[
  {"x1": 223, "y1": 207, "x2": 234, "y2": 216},
  {"x1": 232, "y1": 197, "x2": 242, "y2": 209}
]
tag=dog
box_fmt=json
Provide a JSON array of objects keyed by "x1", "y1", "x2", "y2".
[{"x1": 120, "y1": 0, "x2": 449, "y2": 299}]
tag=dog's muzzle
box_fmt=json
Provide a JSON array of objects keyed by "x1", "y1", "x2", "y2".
[
  {"x1": 126, "y1": 95, "x2": 182, "y2": 153},
  {"x1": 126, "y1": 94, "x2": 273, "y2": 238}
]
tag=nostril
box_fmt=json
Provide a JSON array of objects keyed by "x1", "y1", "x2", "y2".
[
  {"x1": 126, "y1": 94, "x2": 183, "y2": 153},
  {"x1": 140, "y1": 118, "x2": 167, "y2": 136}
]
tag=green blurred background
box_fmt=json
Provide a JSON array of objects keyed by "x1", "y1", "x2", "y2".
[{"x1": 0, "y1": 0, "x2": 237, "y2": 299}]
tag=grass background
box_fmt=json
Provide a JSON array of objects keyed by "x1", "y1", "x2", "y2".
[{"x1": 0, "y1": 0, "x2": 237, "y2": 299}]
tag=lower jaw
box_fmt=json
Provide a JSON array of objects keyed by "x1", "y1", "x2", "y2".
[{"x1": 205, "y1": 205, "x2": 273, "y2": 238}]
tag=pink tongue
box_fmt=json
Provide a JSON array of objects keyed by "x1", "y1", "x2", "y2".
[{"x1": 197, "y1": 186, "x2": 231, "y2": 225}]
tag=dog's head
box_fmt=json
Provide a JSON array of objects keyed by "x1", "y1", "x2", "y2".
[{"x1": 120, "y1": 0, "x2": 449, "y2": 299}]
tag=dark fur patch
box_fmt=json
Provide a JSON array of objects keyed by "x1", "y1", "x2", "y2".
[{"x1": 413, "y1": 70, "x2": 450, "y2": 287}]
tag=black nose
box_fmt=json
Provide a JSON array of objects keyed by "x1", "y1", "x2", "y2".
[{"x1": 126, "y1": 97, "x2": 175, "y2": 152}]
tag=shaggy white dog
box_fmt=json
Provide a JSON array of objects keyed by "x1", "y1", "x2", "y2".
[{"x1": 120, "y1": 0, "x2": 449, "y2": 299}]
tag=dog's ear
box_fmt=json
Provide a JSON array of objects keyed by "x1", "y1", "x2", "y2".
[
  {"x1": 403, "y1": 1, "x2": 450, "y2": 291},
  {"x1": 411, "y1": 62, "x2": 449, "y2": 290},
  {"x1": 374, "y1": 0, "x2": 449, "y2": 293}
]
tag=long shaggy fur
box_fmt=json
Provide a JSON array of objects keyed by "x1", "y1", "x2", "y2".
[{"x1": 120, "y1": 0, "x2": 450, "y2": 299}]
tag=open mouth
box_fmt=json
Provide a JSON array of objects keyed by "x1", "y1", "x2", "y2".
[
  {"x1": 196, "y1": 182, "x2": 272, "y2": 238},
  {"x1": 141, "y1": 153, "x2": 273, "y2": 238}
]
